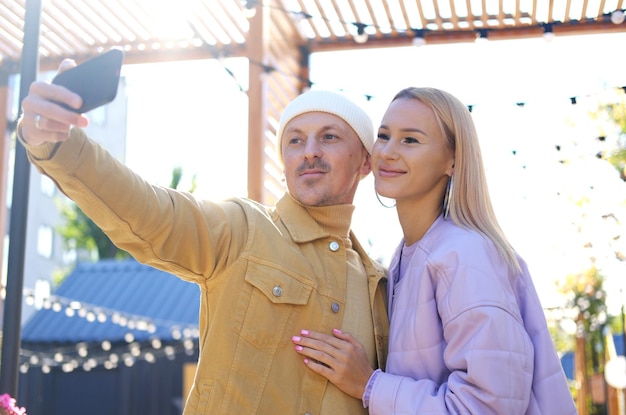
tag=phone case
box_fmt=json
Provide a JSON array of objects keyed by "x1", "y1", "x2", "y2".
[{"x1": 52, "y1": 49, "x2": 124, "y2": 113}]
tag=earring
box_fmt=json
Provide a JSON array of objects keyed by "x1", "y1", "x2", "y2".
[
  {"x1": 442, "y1": 175, "x2": 453, "y2": 220},
  {"x1": 375, "y1": 191, "x2": 396, "y2": 208}
]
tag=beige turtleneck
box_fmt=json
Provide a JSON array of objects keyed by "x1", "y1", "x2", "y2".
[{"x1": 300, "y1": 201, "x2": 376, "y2": 412}]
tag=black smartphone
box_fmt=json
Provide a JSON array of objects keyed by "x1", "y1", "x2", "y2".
[{"x1": 51, "y1": 49, "x2": 124, "y2": 113}]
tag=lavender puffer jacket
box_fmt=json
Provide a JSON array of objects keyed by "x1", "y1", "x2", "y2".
[{"x1": 369, "y1": 216, "x2": 576, "y2": 415}]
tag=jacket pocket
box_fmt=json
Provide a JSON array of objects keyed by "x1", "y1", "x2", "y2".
[
  {"x1": 185, "y1": 379, "x2": 214, "y2": 414},
  {"x1": 239, "y1": 262, "x2": 314, "y2": 348}
]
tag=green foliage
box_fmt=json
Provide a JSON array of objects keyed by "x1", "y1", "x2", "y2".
[
  {"x1": 55, "y1": 198, "x2": 130, "y2": 261},
  {"x1": 170, "y1": 165, "x2": 197, "y2": 192},
  {"x1": 560, "y1": 267, "x2": 607, "y2": 340},
  {"x1": 591, "y1": 91, "x2": 626, "y2": 181}
]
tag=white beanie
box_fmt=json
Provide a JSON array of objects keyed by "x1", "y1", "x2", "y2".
[{"x1": 276, "y1": 90, "x2": 375, "y2": 162}]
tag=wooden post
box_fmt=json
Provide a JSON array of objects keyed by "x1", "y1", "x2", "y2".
[
  {"x1": 576, "y1": 314, "x2": 590, "y2": 415},
  {"x1": 245, "y1": 0, "x2": 269, "y2": 203}
]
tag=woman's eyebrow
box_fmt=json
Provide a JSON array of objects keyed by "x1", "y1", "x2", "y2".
[{"x1": 379, "y1": 124, "x2": 427, "y2": 135}]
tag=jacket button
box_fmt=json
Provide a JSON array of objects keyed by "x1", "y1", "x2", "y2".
[
  {"x1": 331, "y1": 302, "x2": 340, "y2": 313},
  {"x1": 329, "y1": 241, "x2": 340, "y2": 251},
  {"x1": 272, "y1": 286, "x2": 283, "y2": 297}
]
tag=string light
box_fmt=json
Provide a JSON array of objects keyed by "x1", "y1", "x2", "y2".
[
  {"x1": 352, "y1": 22, "x2": 369, "y2": 44},
  {"x1": 475, "y1": 29, "x2": 489, "y2": 43},
  {"x1": 412, "y1": 29, "x2": 426, "y2": 47},
  {"x1": 20, "y1": 285, "x2": 201, "y2": 374},
  {"x1": 258, "y1": 2, "x2": 618, "y2": 47},
  {"x1": 241, "y1": 0, "x2": 257, "y2": 19},
  {"x1": 611, "y1": 10, "x2": 625, "y2": 25},
  {"x1": 542, "y1": 23, "x2": 555, "y2": 42},
  {"x1": 22, "y1": 288, "x2": 197, "y2": 336},
  {"x1": 19, "y1": 337, "x2": 198, "y2": 374}
]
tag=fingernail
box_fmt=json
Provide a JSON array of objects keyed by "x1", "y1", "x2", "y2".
[
  {"x1": 333, "y1": 328, "x2": 342, "y2": 334},
  {"x1": 301, "y1": 329, "x2": 309, "y2": 335},
  {"x1": 292, "y1": 336, "x2": 301, "y2": 342},
  {"x1": 304, "y1": 358, "x2": 309, "y2": 364},
  {"x1": 295, "y1": 345, "x2": 303, "y2": 351}
]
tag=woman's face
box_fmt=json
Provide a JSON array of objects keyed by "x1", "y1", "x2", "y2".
[{"x1": 373, "y1": 98, "x2": 454, "y2": 206}]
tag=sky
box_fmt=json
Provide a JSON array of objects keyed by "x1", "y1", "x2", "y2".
[{"x1": 118, "y1": 31, "x2": 626, "y2": 312}]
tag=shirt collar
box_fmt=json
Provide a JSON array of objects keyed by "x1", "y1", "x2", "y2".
[{"x1": 276, "y1": 193, "x2": 355, "y2": 243}]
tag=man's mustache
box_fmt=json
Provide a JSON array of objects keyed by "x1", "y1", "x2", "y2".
[{"x1": 296, "y1": 160, "x2": 331, "y2": 175}]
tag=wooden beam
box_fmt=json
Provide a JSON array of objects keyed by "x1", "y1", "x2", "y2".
[
  {"x1": 308, "y1": 21, "x2": 626, "y2": 52},
  {"x1": 245, "y1": 0, "x2": 269, "y2": 203}
]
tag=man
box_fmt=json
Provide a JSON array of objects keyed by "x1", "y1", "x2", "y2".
[{"x1": 19, "y1": 59, "x2": 388, "y2": 414}]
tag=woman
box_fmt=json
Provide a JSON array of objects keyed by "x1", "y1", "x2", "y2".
[{"x1": 292, "y1": 87, "x2": 576, "y2": 414}]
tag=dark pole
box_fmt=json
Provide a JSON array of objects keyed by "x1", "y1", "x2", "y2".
[{"x1": 0, "y1": 0, "x2": 42, "y2": 397}]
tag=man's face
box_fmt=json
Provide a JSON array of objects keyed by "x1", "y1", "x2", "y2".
[{"x1": 281, "y1": 112, "x2": 371, "y2": 206}]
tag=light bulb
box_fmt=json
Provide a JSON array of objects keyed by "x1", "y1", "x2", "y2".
[
  {"x1": 241, "y1": 0, "x2": 257, "y2": 19},
  {"x1": 412, "y1": 34, "x2": 426, "y2": 47},
  {"x1": 353, "y1": 32, "x2": 368, "y2": 44},
  {"x1": 353, "y1": 23, "x2": 368, "y2": 44},
  {"x1": 475, "y1": 29, "x2": 488, "y2": 43},
  {"x1": 611, "y1": 10, "x2": 625, "y2": 25},
  {"x1": 542, "y1": 24, "x2": 555, "y2": 42}
]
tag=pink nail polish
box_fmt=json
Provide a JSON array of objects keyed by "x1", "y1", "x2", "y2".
[
  {"x1": 295, "y1": 345, "x2": 303, "y2": 351},
  {"x1": 301, "y1": 329, "x2": 310, "y2": 335},
  {"x1": 333, "y1": 328, "x2": 342, "y2": 334},
  {"x1": 292, "y1": 336, "x2": 301, "y2": 342}
]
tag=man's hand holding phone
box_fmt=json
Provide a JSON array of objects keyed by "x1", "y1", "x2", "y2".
[{"x1": 20, "y1": 49, "x2": 123, "y2": 146}]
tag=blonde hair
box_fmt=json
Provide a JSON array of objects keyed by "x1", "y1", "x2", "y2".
[{"x1": 392, "y1": 87, "x2": 521, "y2": 273}]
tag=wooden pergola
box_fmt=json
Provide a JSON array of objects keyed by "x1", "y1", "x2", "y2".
[
  {"x1": 0, "y1": 0, "x2": 625, "y2": 407},
  {"x1": 1, "y1": 0, "x2": 625, "y2": 205}
]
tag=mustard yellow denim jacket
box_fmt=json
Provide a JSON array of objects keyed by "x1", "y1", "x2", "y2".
[{"x1": 23, "y1": 127, "x2": 389, "y2": 415}]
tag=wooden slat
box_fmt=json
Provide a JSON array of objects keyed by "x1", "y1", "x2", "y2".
[
  {"x1": 398, "y1": 0, "x2": 413, "y2": 30},
  {"x1": 327, "y1": 0, "x2": 353, "y2": 38},
  {"x1": 563, "y1": 0, "x2": 572, "y2": 22},
  {"x1": 378, "y1": 0, "x2": 399, "y2": 35},
  {"x1": 312, "y1": 0, "x2": 339, "y2": 40},
  {"x1": 295, "y1": 0, "x2": 323, "y2": 40},
  {"x1": 480, "y1": 0, "x2": 489, "y2": 27},
  {"x1": 530, "y1": 0, "x2": 538, "y2": 24},
  {"x1": 415, "y1": 0, "x2": 429, "y2": 29},
  {"x1": 361, "y1": 0, "x2": 383, "y2": 39},
  {"x1": 448, "y1": 0, "x2": 459, "y2": 28},
  {"x1": 432, "y1": 0, "x2": 444, "y2": 29},
  {"x1": 581, "y1": 0, "x2": 590, "y2": 21}
]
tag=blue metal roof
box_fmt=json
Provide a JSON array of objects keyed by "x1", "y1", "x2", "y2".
[
  {"x1": 21, "y1": 258, "x2": 199, "y2": 343},
  {"x1": 561, "y1": 334, "x2": 625, "y2": 380}
]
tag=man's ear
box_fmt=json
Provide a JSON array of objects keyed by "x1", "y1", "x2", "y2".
[{"x1": 360, "y1": 153, "x2": 372, "y2": 176}]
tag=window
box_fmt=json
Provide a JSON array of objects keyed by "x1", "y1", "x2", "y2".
[
  {"x1": 37, "y1": 225, "x2": 53, "y2": 258},
  {"x1": 40, "y1": 175, "x2": 55, "y2": 197}
]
